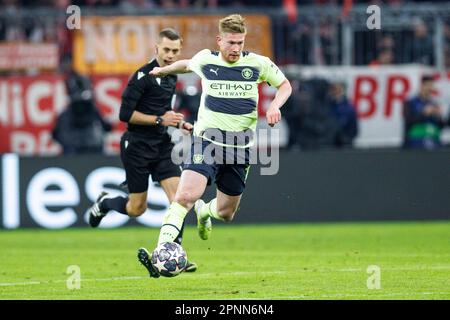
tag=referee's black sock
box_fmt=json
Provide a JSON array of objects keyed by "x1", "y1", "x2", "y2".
[
  {"x1": 174, "y1": 221, "x2": 186, "y2": 245},
  {"x1": 100, "y1": 196, "x2": 129, "y2": 215}
]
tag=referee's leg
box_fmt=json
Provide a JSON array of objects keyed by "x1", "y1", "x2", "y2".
[
  {"x1": 88, "y1": 132, "x2": 150, "y2": 226},
  {"x1": 126, "y1": 192, "x2": 148, "y2": 217},
  {"x1": 99, "y1": 163, "x2": 150, "y2": 218},
  {"x1": 87, "y1": 189, "x2": 148, "y2": 227},
  {"x1": 160, "y1": 176, "x2": 179, "y2": 203}
]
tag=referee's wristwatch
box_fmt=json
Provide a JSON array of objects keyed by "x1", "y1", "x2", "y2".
[{"x1": 155, "y1": 116, "x2": 163, "y2": 126}]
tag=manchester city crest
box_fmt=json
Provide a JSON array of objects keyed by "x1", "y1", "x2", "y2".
[
  {"x1": 241, "y1": 68, "x2": 253, "y2": 80},
  {"x1": 193, "y1": 154, "x2": 204, "y2": 164}
]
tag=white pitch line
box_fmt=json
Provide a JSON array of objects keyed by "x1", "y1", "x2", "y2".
[
  {"x1": 335, "y1": 265, "x2": 450, "y2": 272},
  {"x1": 0, "y1": 276, "x2": 148, "y2": 287},
  {"x1": 296, "y1": 252, "x2": 450, "y2": 258},
  {"x1": 269, "y1": 292, "x2": 450, "y2": 299},
  {"x1": 230, "y1": 292, "x2": 450, "y2": 300},
  {"x1": 0, "y1": 265, "x2": 449, "y2": 288},
  {"x1": 197, "y1": 265, "x2": 450, "y2": 276},
  {"x1": 0, "y1": 281, "x2": 41, "y2": 287}
]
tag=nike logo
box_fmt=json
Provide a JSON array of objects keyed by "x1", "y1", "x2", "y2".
[
  {"x1": 137, "y1": 71, "x2": 145, "y2": 80},
  {"x1": 209, "y1": 68, "x2": 219, "y2": 76}
]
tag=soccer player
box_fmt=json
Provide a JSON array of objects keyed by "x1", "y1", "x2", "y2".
[
  {"x1": 137, "y1": 14, "x2": 292, "y2": 273},
  {"x1": 87, "y1": 28, "x2": 197, "y2": 276}
]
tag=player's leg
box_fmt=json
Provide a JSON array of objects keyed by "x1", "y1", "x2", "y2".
[
  {"x1": 152, "y1": 138, "x2": 187, "y2": 245},
  {"x1": 138, "y1": 137, "x2": 201, "y2": 276},
  {"x1": 157, "y1": 169, "x2": 208, "y2": 244},
  {"x1": 159, "y1": 176, "x2": 186, "y2": 244},
  {"x1": 160, "y1": 176, "x2": 187, "y2": 245},
  {"x1": 137, "y1": 176, "x2": 188, "y2": 278},
  {"x1": 159, "y1": 176, "x2": 198, "y2": 272},
  {"x1": 157, "y1": 136, "x2": 215, "y2": 244},
  {"x1": 195, "y1": 164, "x2": 249, "y2": 239},
  {"x1": 194, "y1": 190, "x2": 242, "y2": 240},
  {"x1": 214, "y1": 189, "x2": 242, "y2": 221}
]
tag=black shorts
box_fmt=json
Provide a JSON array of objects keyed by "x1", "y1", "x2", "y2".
[
  {"x1": 183, "y1": 137, "x2": 251, "y2": 196},
  {"x1": 120, "y1": 131, "x2": 181, "y2": 194}
]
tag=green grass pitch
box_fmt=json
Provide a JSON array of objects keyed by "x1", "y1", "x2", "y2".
[{"x1": 0, "y1": 221, "x2": 449, "y2": 300}]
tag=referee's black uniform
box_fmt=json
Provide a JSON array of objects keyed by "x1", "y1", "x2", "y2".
[{"x1": 119, "y1": 59, "x2": 180, "y2": 194}]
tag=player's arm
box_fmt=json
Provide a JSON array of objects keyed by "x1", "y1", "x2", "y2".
[
  {"x1": 149, "y1": 59, "x2": 192, "y2": 77},
  {"x1": 119, "y1": 71, "x2": 184, "y2": 127},
  {"x1": 128, "y1": 110, "x2": 184, "y2": 127},
  {"x1": 266, "y1": 79, "x2": 292, "y2": 127}
]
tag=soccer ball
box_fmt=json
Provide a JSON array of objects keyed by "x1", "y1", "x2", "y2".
[{"x1": 151, "y1": 242, "x2": 188, "y2": 277}]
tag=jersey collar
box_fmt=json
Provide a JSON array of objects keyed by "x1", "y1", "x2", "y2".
[
  {"x1": 219, "y1": 52, "x2": 242, "y2": 65},
  {"x1": 148, "y1": 58, "x2": 160, "y2": 67}
]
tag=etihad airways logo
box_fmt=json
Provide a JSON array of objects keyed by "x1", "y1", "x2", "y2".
[{"x1": 210, "y1": 83, "x2": 253, "y2": 90}]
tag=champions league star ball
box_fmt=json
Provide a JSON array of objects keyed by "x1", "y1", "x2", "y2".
[{"x1": 151, "y1": 242, "x2": 188, "y2": 277}]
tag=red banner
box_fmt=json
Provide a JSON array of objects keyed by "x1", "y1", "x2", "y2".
[
  {"x1": 0, "y1": 43, "x2": 59, "y2": 72},
  {"x1": 73, "y1": 15, "x2": 273, "y2": 75},
  {"x1": 0, "y1": 75, "x2": 65, "y2": 155},
  {"x1": 0, "y1": 74, "x2": 274, "y2": 155},
  {"x1": 0, "y1": 75, "x2": 127, "y2": 155},
  {"x1": 296, "y1": 66, "x2": 450, "y2": 147}
]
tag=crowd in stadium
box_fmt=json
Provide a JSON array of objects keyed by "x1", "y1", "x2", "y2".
[
  {"x1": 2, "y1": 0, "x2": 450, "y2": 9},
  {"x1": 2, "y1": 0, "x2": 450, "y2": 66},
  {"x1": 0, "y1": 0, "x2": 449, "y2": 155},
  {"x1": 290, "y1": 17, "x2": 450, "y2": 67}
]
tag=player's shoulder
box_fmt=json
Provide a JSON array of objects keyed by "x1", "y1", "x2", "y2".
[
  {"x1": 207, "y1": 49, "x2": 220, "y2": 56},
  {"x1": 194, "y1": 49, "x2": 220, "y2": 60},
  {"x1": 242, "y1": 50, "x2": 252, "y2": 58},
  {"x1": 243, "y1": 51, "x2": 272, "y2": 63},
  {"x1": 241, "y1": 52, "x2": 274, "y2": 69},
  {"x1": 190, "y1": 49, "x2": 221, "y2": 70},
  {"x1": 201, "y1": 48, "x2": 219, "y2": 55}
]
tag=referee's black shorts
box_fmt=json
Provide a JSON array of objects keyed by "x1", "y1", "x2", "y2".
[{"x1": 120, "y1": 131, "x2": 181, "y2": 194}]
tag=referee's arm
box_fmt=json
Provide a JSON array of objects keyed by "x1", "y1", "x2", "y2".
[
  {"x1": 119, "y1": 72, "x2": 183, "y2": 127},
  {"x1": 119, "y1": 73, "x2": 160, "y2": 126}
]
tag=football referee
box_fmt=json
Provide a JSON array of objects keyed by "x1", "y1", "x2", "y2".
[{"x1": 87, "y1": 28, "x2": 197, "y2": 275}]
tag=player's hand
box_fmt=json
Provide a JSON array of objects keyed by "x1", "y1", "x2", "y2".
[
  {"x1": 161, "y1": 111, "x2": 184, "y2": 127},
  {"x1": 179, "y1": 121, "x2": 194, "y2": 134},
  {"x1": 266, "y1": 106, "x2": 281, "y2": 127},
  {"x1": 149, "y1": 67, "x2": 167, "y2": 77}
]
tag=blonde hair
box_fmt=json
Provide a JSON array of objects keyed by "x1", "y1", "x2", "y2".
[{"x1": 219, "y1": 14, "x2": 246, "y2": 34}]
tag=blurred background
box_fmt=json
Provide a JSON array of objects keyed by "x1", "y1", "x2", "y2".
[{"x1": 0, "y1": 0, "x2": 449, "y2": 229}]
